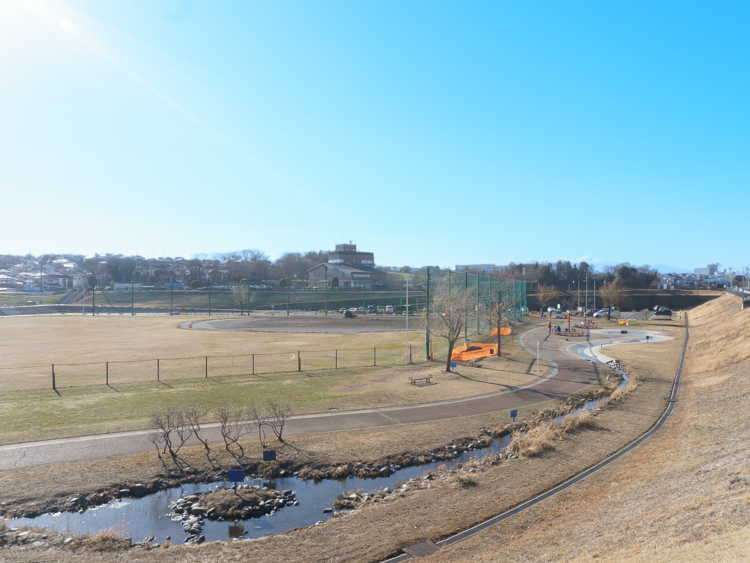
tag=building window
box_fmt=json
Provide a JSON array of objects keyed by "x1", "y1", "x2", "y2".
[
  {"x1": 361, "y1": 260, "x2": 373, "y2": 264},
  {"x1": 329, "y1": 259, "x2": 343, "y2": 264}
]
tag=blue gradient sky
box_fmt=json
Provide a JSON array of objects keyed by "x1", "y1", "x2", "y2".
[{"x1": 2, "y1": 1, "x2": 748, "y2": 271}]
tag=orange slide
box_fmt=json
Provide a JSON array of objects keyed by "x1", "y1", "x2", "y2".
[{"x1": 451, "y1": 343, "x2": 499, "y2": 361}]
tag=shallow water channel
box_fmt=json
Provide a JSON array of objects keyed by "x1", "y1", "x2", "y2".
[{"x1": 5, "y1": 336, "x2": 643, "y2": 543}]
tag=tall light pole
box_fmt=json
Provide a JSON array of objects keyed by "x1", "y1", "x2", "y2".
[{"x1": 405, "y1": 278, "x2": 409, "y2": 363}]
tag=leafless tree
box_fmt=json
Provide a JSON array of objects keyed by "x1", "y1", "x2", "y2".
[
  {"x1": 479, "y1": 276, "x2": 517, "y2": 357},
  {"x1": 422, "y1": 276, "x2": 475, "y2": 373},
  {"x1": 231, "y1": 283, "x2": 250, "y2": 314},
  {"x1": 216, "y1": 404, "x2": 249, "y2": 457},
  {"x1": 149, "y1": 407, "x2": 192, "y2": 465},
  {"x1": 536, "y1": 283, "x2": 560, "y2": 313},
  {"x1": 598, "y1": 280, "x2": 625, "y2": 320},
  {"x1": 268, "y1": 401, "x2": 293, "y2": 442},
  {"x1": 248, "y1": 405, "x2": 271, "y2": 450},
  {"x1": 183, "y1": 403, "x2": 213, "y2": 466}
]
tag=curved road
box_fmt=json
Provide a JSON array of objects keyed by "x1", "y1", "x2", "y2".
[{"x1": 0, "y1": 326, "x2": 649, "y2": 471}]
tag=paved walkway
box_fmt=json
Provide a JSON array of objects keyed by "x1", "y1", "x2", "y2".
[{"x1": 0, "y1": 326, "x2": 625, "y2": 471}]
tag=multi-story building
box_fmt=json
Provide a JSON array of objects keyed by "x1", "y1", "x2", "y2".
[{"x1": 307, "y1": 244, "x2": 385, "y2": 289}]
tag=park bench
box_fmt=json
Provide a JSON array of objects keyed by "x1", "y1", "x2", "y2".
[{"x1": 409, "y1": 375, "x2": 432, "y2": 385}]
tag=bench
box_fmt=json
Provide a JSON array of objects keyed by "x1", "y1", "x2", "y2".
[{"x1": 409, "y1": 376, "x2": 432, "y2": 385}]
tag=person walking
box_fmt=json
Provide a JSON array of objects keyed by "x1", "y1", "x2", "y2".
[{"x1": 548, "y1": 321, "x2": 552, "y2": 334}]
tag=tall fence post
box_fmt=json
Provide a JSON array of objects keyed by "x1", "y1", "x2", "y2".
[
  {"x1": 298, "y1": 351, "x2": 301, "y2": 372},
  {"x1": 106, "y1": 362, "x2": 108, "y2": 386},
  {"x1": 205, "y1": 356, "x2": 208, "y2": 378},
  {"x1": 374, "y1": 347, "x2": 376, "y2": 366},
  {"x1": 52, "y1": 364, "x2": 55, "y2": 390},
  {"x1": 335, "y1": 349, "x2": 338, "y2": 369},
  {"x1": 409, "y1": 345, "x2": 412, "y2": 364},
  {"x1": 157, "y1": 359, "x2": 160, "y2": 382},
  {"x1": 252, "y1": 354, "x2": 255, "y2": 375}
]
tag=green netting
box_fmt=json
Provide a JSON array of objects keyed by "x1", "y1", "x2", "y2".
[{"x1": 424, "y1": 267, "x2": 527, "y2": 361}]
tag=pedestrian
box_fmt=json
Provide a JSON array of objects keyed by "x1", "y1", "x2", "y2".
[{"x1": 548, "y1": 321, "x2": 552, "y2": 334}]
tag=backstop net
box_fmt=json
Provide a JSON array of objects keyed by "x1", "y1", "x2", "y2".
[{"x1": 424, "y1": 267, "x2": 527, "y2": 361}]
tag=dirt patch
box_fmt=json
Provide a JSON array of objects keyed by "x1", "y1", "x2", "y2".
[{"x1": 183, "y1": 315, "x2": 412, "y2": 333}]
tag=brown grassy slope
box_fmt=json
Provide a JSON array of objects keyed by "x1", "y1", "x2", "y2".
[{"x1": 422, "y1": 294, "x2": 750, "y2": 562}]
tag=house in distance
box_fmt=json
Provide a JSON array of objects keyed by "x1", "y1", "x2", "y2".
[{"x1": 307, "y1": 244, "x2": 385, "y2": 289}]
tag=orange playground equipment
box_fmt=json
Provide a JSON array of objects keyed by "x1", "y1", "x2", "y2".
[
  {"x1": 451, "y1": 343, "x2": 499, "y2": 361},
  {"x1": 491, "y1": 327, "x2": 512, "y2": 336}
]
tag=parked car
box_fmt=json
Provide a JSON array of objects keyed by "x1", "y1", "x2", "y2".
[
  {"x1": 385, "y1": 305, "x2": 394, "y2": 314},
  {"x1": 367, "y1": 305, "x2": 377, "y2": 313},
  {"x1": 551, "y1": 309, "x2": 563, "y2": 319},
  {"x1": 593, "y1": 309, "x2": 607, "y2": 318},
  {"x1": 376, "y1": 305, "x2": 385, "y2": 313},
  {"x1": 654, "y1": 306, "x2": 673, "y2": 316}
]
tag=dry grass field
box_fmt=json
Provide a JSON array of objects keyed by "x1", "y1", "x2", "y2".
[
  {"x1": 0, "y1": 317, "x2": 682, "y2": 562},
  {"x1": 0, "y1": 315, "x2": 547, "y2": 444}
]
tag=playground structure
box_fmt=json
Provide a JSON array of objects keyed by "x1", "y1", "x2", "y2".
[{"x1": 450, "y1": 342, "x2": 499, "y2": 362}]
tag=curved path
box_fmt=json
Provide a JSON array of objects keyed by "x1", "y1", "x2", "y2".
[{"x1": 0, "y1": 327, "x2": 654, "y2": 471}]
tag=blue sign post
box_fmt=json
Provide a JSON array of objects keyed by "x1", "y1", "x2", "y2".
[
  {"x1": 228, "y1": 469, "x2": 245, "y2": 495},
  {"x1": 450, "y1": 362, "x2": 457, "y2": 369},
  {"x1": 262, "y1": 450, "x2": 276, "y2": 462},
  {"x1": 510, "y1": 409, "x2": 518, "y2": 422}
]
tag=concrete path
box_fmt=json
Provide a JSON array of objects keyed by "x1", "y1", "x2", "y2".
[{"x1": 0, "y1": 327, "x2": 629, "y2": 471}]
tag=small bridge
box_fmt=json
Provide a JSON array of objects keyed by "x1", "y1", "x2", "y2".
[{"x1": 727, "y1": 287, "x2": 750, "y2": 309}]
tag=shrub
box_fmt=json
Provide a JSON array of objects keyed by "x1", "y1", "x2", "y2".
[{"x1": 279, "y1": 277, "x2": 292, "y2": 288}]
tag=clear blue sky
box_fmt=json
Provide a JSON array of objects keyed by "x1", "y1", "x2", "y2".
[{"x1": 2, "y1": 0, "x2": 748, "y2": 271}]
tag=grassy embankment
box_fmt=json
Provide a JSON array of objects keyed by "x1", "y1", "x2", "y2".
[
  {"x1": 79, "y1": 288, "x2": 427, "y2": 312},
  {"x1": 416, "y1": 293, "x2": 750, "y2": 563},
  {"x1": 0, "y1": 315, "x2": 546, "y2": 444}
]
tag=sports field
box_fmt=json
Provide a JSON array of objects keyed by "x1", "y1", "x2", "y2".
[{"x1": 0, "y1": 314, "x2": 547, "y2": 444}]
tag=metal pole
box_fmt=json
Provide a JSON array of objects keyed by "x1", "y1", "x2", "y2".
[
  {"x1": 315, "y1": 287, "x2": 318, "y2": 314},
  {"x1": 52, "y1": 364, "x2": 55, "y2": 390},
  {"x1": 335, "y1": 349, "x2": 338, "y2": 369},
  {"x1": 298, "y1": 351, "x2": 301, "y2": 372},
  {"x1": 252, "y1": 354, "x2": 255, "y2": 375},
  {"x1": 405, "y1": 278, "x2": 409, "y2": 363},
  {"x1": 425, "y1": 267, "x2": 430, "y2": 361},
  {"x1": 131, "y1": 283, "x2": 134, "y2": 316},
  {"x1": 92, "y1": 281, "x2": 95, "y2": 315},
  {"x1": 287, "y1": 284, "x2": 290, "y2": 316},
  {"x1": 324, "y1": 283, "x2": 328, "y2": 316},
  {"x1": 374, "y1": 347, "x2": 376, "y2": 366},
  {"x1": 208, "y1": 284, "x2": 211, "y2": 316},
  {"x1": 593, "y1": 280, "x2": 596, "y2": 310},
  {"x1": 362, "y1": 283, "x2": 365, "y2": 314},
  {"x1": 106, "y1": 362, "x2": 108, "y2": 385},
  {"x1": 247, "y1": 285, "x2": 250, "y2": 316},
  {"x1": 464, "y1": 272, "x2": 468, "y2": 342},
  {"x1": 157, "y1": 359, "x2": 160, "y2": 382},
  {"x1": 476, "y1": 275, "x2": 480, "y2": 335},
  {"x1": 170, "y1": 280, "x2": 173, "y2": 316},
  {"x1": 205, "y1": 356, "x2": 208, "y2": 378}
]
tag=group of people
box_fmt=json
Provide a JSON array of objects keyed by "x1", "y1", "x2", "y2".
[{"x1": 547, "y1": 322, "x2": 563, "y2": 334}]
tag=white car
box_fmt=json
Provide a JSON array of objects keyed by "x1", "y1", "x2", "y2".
[
  {"x1": 385, "y1": 305, "x2": 394, "y2": 314},
  {"x1": 551, "y1": 309, "x2": 563, "y2": 319}
]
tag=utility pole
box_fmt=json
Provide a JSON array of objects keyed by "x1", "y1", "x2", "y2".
[
  {"x1": 405, "y1": 278, "x2": 409, "y2": 363},
  {"x1": 170, "y1": 278, "x2": 173, "y2": 316},
  {"x1": 286, "y1": 283, "x2": 290, "y2": 316},
  {"x1": 324, "y1": 282, "x2": 327, "y2": 316},
  {"x1": 362, "y1": 283, "x2": 366, "y2": 314},
  {"x1": 593, "y1": 279, "x2": 596, "y2": 310},
  {"x1": 425, "y1": 267, "x2": 431, "y2": 361}
]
